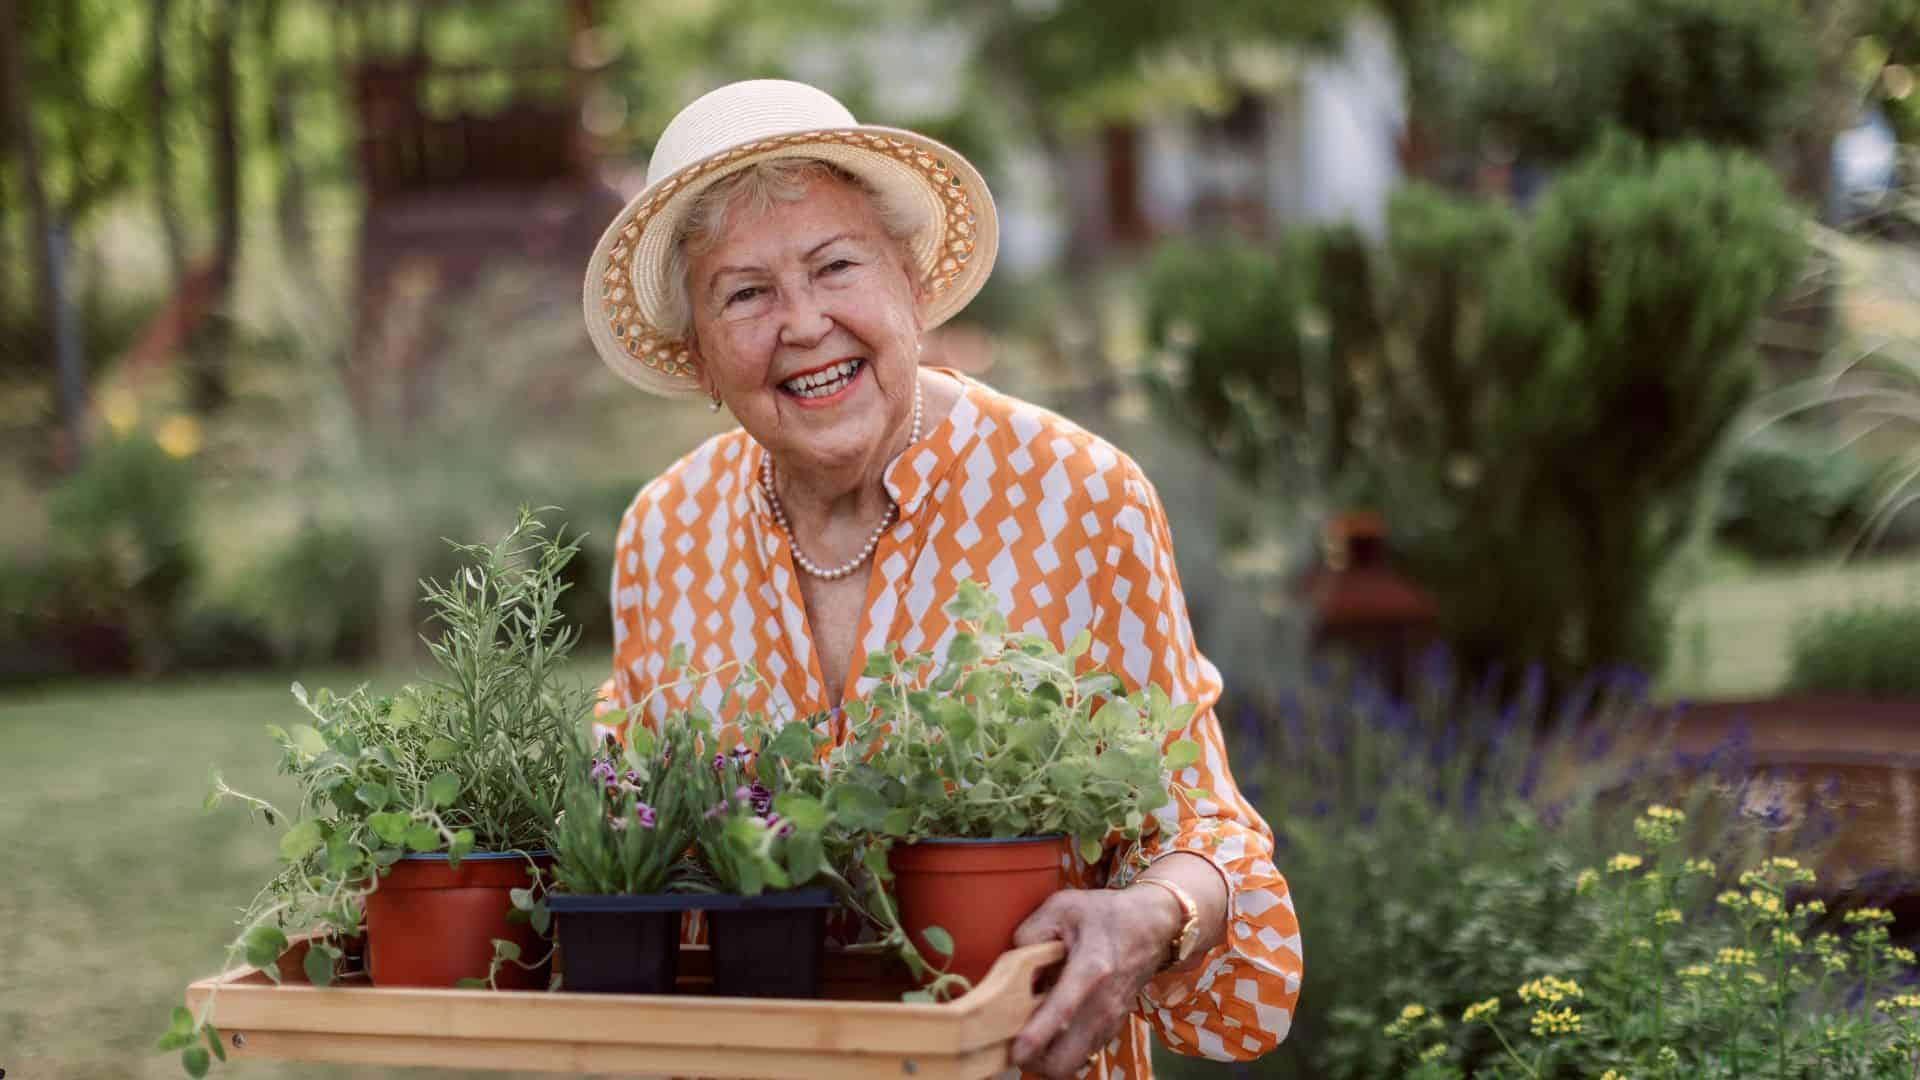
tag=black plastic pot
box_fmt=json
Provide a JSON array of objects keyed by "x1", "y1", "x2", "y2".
[
  {"x1": 545, "y1": 894, "x2": 685, "y2": 994},
  {"x1": 704, "y1": 888, "x2": 835, "y2": 999}
]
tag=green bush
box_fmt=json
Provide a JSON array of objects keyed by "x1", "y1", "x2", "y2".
[
  {"x1": 223, "y1": 522, "x2": 382, "y2": 665},
  {"x1": 1787, "y1": 604, "x2": 1920, "y2": 697},
  {"x1": 1715, "y1": 425, "x2": 1875, "y2": 559},
  {"x1": 45, "y1": 432, "x2": 202, "y2": 672},
  {"x1": 1146, "y1": 136, "x2": 1805, "y2": 690},
  {"x1": 1473, "y1": 0, "x2": 1812, "y2": 162}
]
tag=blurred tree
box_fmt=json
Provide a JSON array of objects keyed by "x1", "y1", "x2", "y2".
[
  {"x1": 148, "y1": 0, "x2": 187, "y2": 293},
  {"x1": 1146, "y1": 136, "x2": 1806, "y2": 692},
  {"x1": 190, "y1": 0, "x2": 241, "y2": 413}
]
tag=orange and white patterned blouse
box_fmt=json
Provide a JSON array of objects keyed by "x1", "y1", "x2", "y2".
[{"x1": 598, "y1": 369, "x2": 1301, "y2": 1077}]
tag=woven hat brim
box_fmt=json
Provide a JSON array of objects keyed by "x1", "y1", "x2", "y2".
[{"x1": 583, "y1": 126, "x2": 999, "y2": 398}]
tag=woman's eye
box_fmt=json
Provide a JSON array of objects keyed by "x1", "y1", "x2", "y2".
[
  {"x1": 726, "y1": 286, "x2": 763, "y2": 306},
  {"x1": 822, "y1": 259, "x2": 855, "y2": 274}
]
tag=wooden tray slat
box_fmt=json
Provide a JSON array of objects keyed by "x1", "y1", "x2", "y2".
[{"x1": 184, "y1": 940, "x2": 1063, "y2": 1079}]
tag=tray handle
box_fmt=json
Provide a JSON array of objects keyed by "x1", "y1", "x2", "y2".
[{"x1": 956, "y1": 941, "x2": 1067, "y2": 1035}]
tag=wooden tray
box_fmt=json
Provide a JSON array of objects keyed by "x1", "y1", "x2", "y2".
[{"x1": 185, "y1": 939, "x2": 1065, "y2": 1079}]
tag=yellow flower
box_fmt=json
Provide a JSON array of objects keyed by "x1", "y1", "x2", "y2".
[
  {"x1": 1646, "y1": 804, "x2": 1685, "y2": 822},
  {"x1": 154, "y1": 414, "x2": 202, "y2": 459},
  {"x1": 1879, "y1": 994, "x2": 1920, "y2": 1013},
  {"x1": 101, "y1": 387, "x2": 139, "y2": 434},
  {"x1": 1399, "y1": 1004, "x2": 1427, "y2": 1022},
  {"x1": 1419, "y1": 1043, "x2": 1447, "y2": 1063},
  {"x1": 1890, "y1": 946, "x2": 1916, "y2": 966},
  {"x1": 1462, "y1": 997, "x2": 1501, "y2": 1024},
  {"x1": 1517, "y1": 976, "x2": 1583, "y2": 1005},
  {"x1": 1576, "y1": 869, "x2": 1599, "y2": 893},
  {"x1": 1683, "y1": 858, "x2": 1715, "y2": 876},
  {"x1": 1745, "y1": 971, "x2": 1769, "y2": 986},
  {"x1": 1717, "y1": 947, "x2": 1756, "y2": 967},
  {"x1": 1772, "y1": 929, "x2": 1802, "y2": 949},
  {"x1": 1846, "y1": 907, "x2": 1894, "y2": 927},
  {"x1": 1677, "y1": 964, "x2": 1712, "y2": 979},
  {"x1": 1607, "y1": 853, "x2": 1643, "y2": 873},
  {"x1": 1600, "y1": 1071, "x2": 1628, "y2": 1080},
  {"x1": 1716, "y1": 890, "x2": 1746, "y2": 910},
  {"x1": 1798, "y1": 899, "x2": 1827, "y2": 917},
  {"x1": 1654, "y1": 908, "x2": 1683, "y2": 926},
  {"x1": 1529, "y1": 1006, "x2": 1582, "y2": 1037}
]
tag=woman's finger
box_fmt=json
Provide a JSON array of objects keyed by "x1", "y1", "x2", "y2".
[{"x1": 1009, "y1": 905, "x2": 1109, "y2": 1066}]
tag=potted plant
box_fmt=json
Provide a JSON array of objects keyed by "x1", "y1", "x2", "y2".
[
  {"x1": 688, "y1": 702, "x2": 843, "y2": 998},
  {"x1": 162, "y1": 511, "x2": 591, "y2": 1075},
  {"x1": 543, "y1": 712, "x2": 704, "y2": 994},
  {"x1": 816, "y1": 580, "x2": 1201, "y2": 997}
]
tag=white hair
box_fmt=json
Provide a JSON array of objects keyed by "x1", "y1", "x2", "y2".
[{"x1": 657, "y1": 158, "x2": 929, "y2": 341}]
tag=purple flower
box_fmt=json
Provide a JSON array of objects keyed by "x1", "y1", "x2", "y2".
[
  {"x1": 704, "y1": 799, "x2": 731, "y2": 820},
  {"x1": 711, "y1": 753, "x2": 727, "y2": 773},
  {"x1": 747, "y1": 783, "x2": 773, "y2": 816},
  {"x1": 624, "y1": 769, "x2": 642, "y2": 785},
  {"x1": 764, "y1": 812, "x2": 794, "y2": 837},
  {"x1": 730, "y1": 743, "x2": 754, "y2": 762},
  {"x1": 634, "y1": 801, "x2": 657, "y2": 829},
  {"x1": 589, "y1": 759, "x2": 616, "y2": 784}
]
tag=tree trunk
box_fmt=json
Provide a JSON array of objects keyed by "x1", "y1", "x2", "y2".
[
  {"x1": 190, "y1": 0, "x2": 240, "y2": 414},
  {"x1": 148, "y1": 0, "x2": 187, "y2": 291},
  {"x1": 1, "y1": 0, "x2": 80, "y2": 462},
  {"x1": 257, "y1": 0, "x2": 313, "y2": 272}
]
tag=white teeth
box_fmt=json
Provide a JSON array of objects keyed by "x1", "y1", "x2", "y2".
[{"x1": 783, "y1": 359, "x2": 862, "y2": 397}]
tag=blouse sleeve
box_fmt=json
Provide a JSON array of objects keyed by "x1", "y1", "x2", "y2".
[
  {"x1": 1093, "y1": 462, "x2": 1302, "y2": 1062},
  {"x1": 594, "y1": 500, "x2": 647, "y2": 736}
]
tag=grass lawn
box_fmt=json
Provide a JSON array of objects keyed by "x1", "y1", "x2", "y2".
[
  {"x1": 0, "y1": 657, "x2": 608, "y2": 1080},
  {"x1": 1660, "y1": 548, "x2": 1920, "y2": 700}
]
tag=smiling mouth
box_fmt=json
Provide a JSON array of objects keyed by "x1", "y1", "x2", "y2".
[{"x1": 780, "y1": 358, "x2": 864, "y2": 399}]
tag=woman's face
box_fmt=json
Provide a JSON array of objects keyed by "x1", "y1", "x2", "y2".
[{"x1": 686, "y1": 174, "x2": 923, "y2": 479}]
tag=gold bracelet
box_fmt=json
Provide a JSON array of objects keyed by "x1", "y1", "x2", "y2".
[{"x1": 1132, "y1": 876, "x2": 1200, "y2": 970}]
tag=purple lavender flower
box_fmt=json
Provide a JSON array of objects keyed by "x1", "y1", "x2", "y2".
[
  {"x1": 730, "y1": 743, "x2": 754, "y2": 762},
  {"x1": 624, "y1": 769, "x2": 642, "y2": 785},
  {"x1": 711, "y1": 753, "x2": 727, "y2": 773},
  {"x1": 764, "y1": 812, "x2": 794, "y2": 837},
  {"x1": 589, "y1": 759, "x2": 616, "y2": 784},
  {"x1": 634, "y1": 801, "x2": 657, "y2": 829},
  {"x1": 704, "y1": 799, "x2": 731, "y2": 820},
  {"x1": 747, "y1": 782, "x2": 773, "y2": 816}
]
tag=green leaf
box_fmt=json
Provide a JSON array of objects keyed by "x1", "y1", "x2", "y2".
[
  {"x1": 828, "y1": 784, "x2": 886, "y2": 830},
  {"x1": 447, "y1": 829, "x2": 475, "y2": 864},
  {"x1": 387, "y1": 696, "x2": 420, "y2": 726},
  {"x1": 368, "y1": 812, "x2": 411, "y2": 844},
  {"x1": 1079, "y1": 836, "x2": 1104, "y2": 863},
  {"x1": 772, "y1": 793, "x2": 828, "y2": 831},
  {"x1": 204, "y1": 1022, "x2": 227, "y2": 1062},
  {"x1": 244, "y1": 925, "x2": 289, "y2": 970},
  {"x1": 405, "y1": 823, "x2": 441, "y2": 853},
  {"x1": 861, "y1": 651, "x2": 895, "y2": 678},
  {"x1": 764, "y1": 720, "x2": 814, "y2": 763},
  {"x1": 881, "y1": 808, "x2": 915, "y2": 836},
  {"x1": 492, "y1": 939, "x2": 522, "y2": 963},
  {"x1": 947, "y1": 633, "x2": 982, "y2": 665},
  {"x1": 530, "y1": 902, "x2": 551, "y2": 936},
  {"x1": 278, "y1": 820, "x2": 325, "y2": 863},
  {"x1": 1066, "y1": 629, "x2": 1092, "y2": 662},
  {"x1": 668, "y1": 642, "x2": 690, "y2": 670},
  {"x1": 182, "y1": 1045, "x2": 211, "y2": 1077},
  {"x1": 1163, "y1": 739, "x2": 1202, "y2": 772},
  {"x1": 355, "y1": 782, "x2": 391, "y2": 810},
  {"x1": 158, "y1": 1005, "x2": 194, "y2": 1050},
  {"x1": 920, "y1": 925, "x2": 955, "y2": 959},
  {"x1": 202, "y1": 767, "x2": 224, "y2": 813},
  {"x1": 427, "y1": 771, "x2": 461, "y2": 807},
  {"x1": 303, "y1": 942, "x2": 336, "y2": 987},
  {"x1": 425, "y1": 737, "x2": 459, "y2": 762},
  {"x1": 788, "y1": 832, "x2": 823, "y2": 885},
  {"x1": 1092, "y1": 753, "x2": 1135, "y2": 781},
  {"x1": 902, "y1": 989, "x2": 936, "y2": 1003},
  {"x1": 326, "y1": 832, "x2": 358, "y2": 875},
  {"x1": 290, "y1": 724, "x2": 327, "y2": 757}
]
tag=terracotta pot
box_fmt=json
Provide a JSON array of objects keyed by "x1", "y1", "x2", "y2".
[
  {"x1": 363, "y1": 851, "x2": 551, "y2": 988},
  {"x1": 889, "y1": 836, "x2": 1068, "y2": 988}
]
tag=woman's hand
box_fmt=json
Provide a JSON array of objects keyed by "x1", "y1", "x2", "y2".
[{"x1": 1005, "y1": 885, "x2": 1182, "y2": 1078}]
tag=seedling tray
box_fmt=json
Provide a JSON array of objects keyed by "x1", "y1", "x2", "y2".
[{"x1": 183, "y1": 937, "x2": 1064, "y2": 1079}]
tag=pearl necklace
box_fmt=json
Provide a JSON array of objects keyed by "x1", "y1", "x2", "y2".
[{"x1": 762, "y1": 377, "x2": 923, "y2": 581}]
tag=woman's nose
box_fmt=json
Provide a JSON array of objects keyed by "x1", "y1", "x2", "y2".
[{"x1": 776, "y1": 281, "x2": 833, "y2": 348}]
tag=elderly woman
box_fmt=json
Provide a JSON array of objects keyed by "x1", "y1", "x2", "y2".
[{"x1": 585, "y1": 80, "x2": 1299, "y2": 1080}]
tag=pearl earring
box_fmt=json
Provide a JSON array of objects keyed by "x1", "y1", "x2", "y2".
[{"x1": 707, "y1": 394, "x2": 722, "y2": 412}]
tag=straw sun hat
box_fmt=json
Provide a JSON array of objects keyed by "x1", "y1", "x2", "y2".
[{"x1": 582, "y1": 79, "x2": 1000, "y2": 398}]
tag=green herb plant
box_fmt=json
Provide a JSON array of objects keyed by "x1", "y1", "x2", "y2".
[
  {"x1": 788, "y1": 579, "x2": 1201, "y2": 998},
  {"x1": 160, "y1": 509, "x2": 594, "y2": 1076}
]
